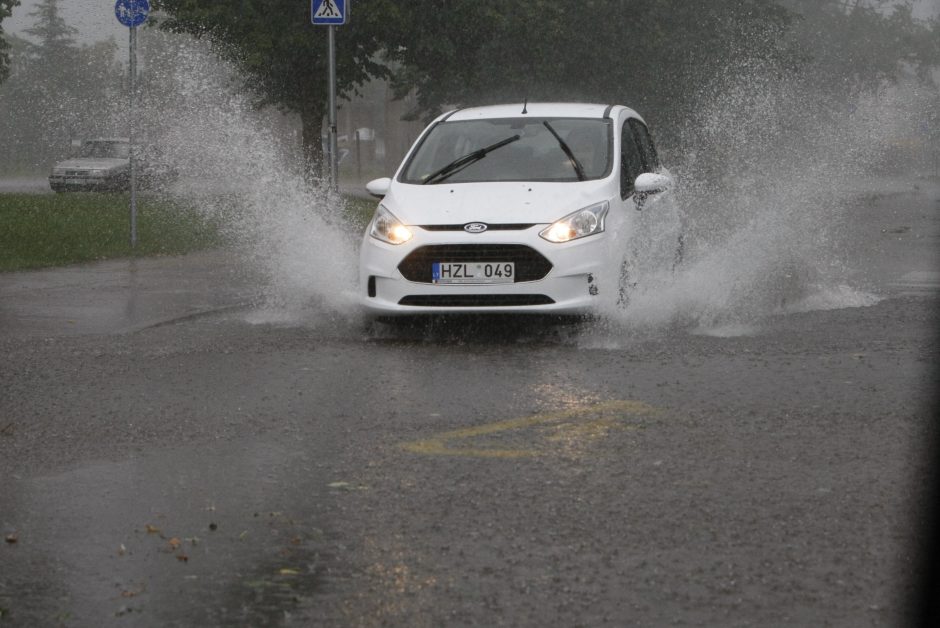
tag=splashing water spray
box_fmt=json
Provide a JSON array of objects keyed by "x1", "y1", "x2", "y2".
[
  {"x1": 117, "y1": 36, "x2": 361, "y2": 325},
  {"x1": 595, "y1": 56, "x2": 931, "y2": 338},
  {"x1": 120, "y1": 35, "x2": 929, "y2": 336}
]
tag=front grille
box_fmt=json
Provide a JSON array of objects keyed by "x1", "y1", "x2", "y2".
[
  {"x1": 398, "y1": 245, "x2": 552, "y2": 283},
  {"x1": 398, "y1": 294, "x2": 555, "y2": 307},
  {"x1": 418, "y1": 224, "x2": 536, "y2": 232}
]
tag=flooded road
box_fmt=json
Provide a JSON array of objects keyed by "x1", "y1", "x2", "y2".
[{"x1": 1, "y1": 179, "x2": 938, "y2": 626}]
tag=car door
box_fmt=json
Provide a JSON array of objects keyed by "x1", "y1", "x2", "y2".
[
  {"x1": 616, "y1": 116, "x2": 681, "y2": 303},
  {"x1": 620, "y1": 118, "x2": 646, "y2": 201}
]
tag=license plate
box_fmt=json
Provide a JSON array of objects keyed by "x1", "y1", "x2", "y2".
[{"x1": 432, "y1": 262, "x2": 515, "y2": 284}]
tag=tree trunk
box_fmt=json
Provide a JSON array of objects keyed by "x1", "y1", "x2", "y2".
[{"x1": 300, "y1": 104, "x2": 326, "y2": 183}]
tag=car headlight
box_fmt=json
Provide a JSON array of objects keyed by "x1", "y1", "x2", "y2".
[
  {"x1": 539, "y1": 201, "x2": 609, "y2": 243},
  {"x1": 369, "y1": 205, "x2": 413, "y2": 245}
]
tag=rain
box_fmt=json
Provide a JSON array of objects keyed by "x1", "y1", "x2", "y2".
[{"x1": 1, "y1": 0, "x2": 939, "y2": 625}]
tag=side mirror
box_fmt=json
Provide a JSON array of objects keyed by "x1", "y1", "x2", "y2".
[
  {"x1": 366, "y1": 177, "x2": 391, "y2": 198},
  {"x1": 633, "y1": 172, "x2": 671, "y2": 210}
]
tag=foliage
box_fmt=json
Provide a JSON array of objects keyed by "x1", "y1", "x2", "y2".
[
  {"x1": 783, "y1": 0, "x2": 940, "y2": 93},
  {"x1": 0, "y1": 0, "x2": 19, "y2": 83},
  {"x1": 382, "y1": 0, "x2": 799, "y2": 128},
  {"x1": 152, "y1": 0, "x2": 939, "y2": 165},
  {"x1": 153, "y1": 0, "x2": 397, "y2": 177},
  {"x1": 0, "y1": 192, "x2": 226, "y2": 271},
  {"x1": 0, "y1": 0, "x2": 123, "y2": 172},
  {"x1": 382, "y1": 0, "x2": 938, "y2": 122},
  {"x1": 22, "y1": 0, "x2": 74, "y2": 56}
]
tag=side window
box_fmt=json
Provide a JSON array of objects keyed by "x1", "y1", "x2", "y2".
[
  {"x1": 628, "y1": 119, "x2": 660, "y2": 172},
  {"x1": 620, "y1": 123, "x2": 644, "y2": 198}
]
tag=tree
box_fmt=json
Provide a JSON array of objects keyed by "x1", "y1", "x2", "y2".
[
  {"x1": 0, "y1": 0, "x2": 20, "y2": 84},
  {"x1": 0, "y1": 0, "x2": 122, "y2": 171},
  {"x1": 154, "y1": 0, "x2": 397, "y2": 178},
  {"x1": 382, "y1": 0, "x2": 798, "y2": 132},
  {"x1": 23, "y1": 0, "x2": 75, "y2": 58},
  {"x1": 153, "y1": 0, "x2": 799, "y2": 165},
  {"x1": 782, "y1": 0, "x2": 940, "y2": 94},
  {"x1": 152, "y1": 0, "x2": 937, "y2": 171}
]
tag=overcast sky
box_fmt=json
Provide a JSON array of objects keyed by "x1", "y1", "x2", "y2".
[{"x1": 4, "y1": 0, "x2": 939, "y2": 48}]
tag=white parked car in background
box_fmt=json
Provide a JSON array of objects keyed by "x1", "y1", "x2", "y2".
[
  {"x1": 359, "y1": 102, "x2": 675, "y2": 316},
  {"x1": 48, "y1": 138, "x2": 177, "y2": 193}
]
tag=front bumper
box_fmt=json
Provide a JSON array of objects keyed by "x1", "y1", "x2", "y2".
[
  {"x1": 359, "y1": 225, "x2": 610, "y2": 315},
  {"x1": 49, "y1": 175, "x2": 126, "y2": 192}
]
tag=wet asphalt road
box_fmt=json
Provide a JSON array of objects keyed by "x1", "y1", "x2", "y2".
[{"x1": 1, "y1": 179, "x2": 938, "y2": 627}]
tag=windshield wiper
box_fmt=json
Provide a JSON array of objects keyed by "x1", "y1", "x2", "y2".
[
  {"x1": 422, "y1": 134, "x2": 521, "y2": 184},
  {"x1": 542, "y1": 121, "x2": 586, "y2": 181}
]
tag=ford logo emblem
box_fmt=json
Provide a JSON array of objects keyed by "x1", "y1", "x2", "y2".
[{"x1": 464, "y1": 222, "x2": 488, "y2": 234}]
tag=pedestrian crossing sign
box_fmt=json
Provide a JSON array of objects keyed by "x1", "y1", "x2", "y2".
[{"x1": 312, "y1": 0, "x2": 347, "y2": 25}]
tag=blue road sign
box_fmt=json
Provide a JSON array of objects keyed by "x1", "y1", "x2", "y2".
[
  {"x1": 115, "y1": 0, "x2": 150, "y2": 28},
  {"x1": 312, "y1": 0, "x2": 347, "y2": 25}
]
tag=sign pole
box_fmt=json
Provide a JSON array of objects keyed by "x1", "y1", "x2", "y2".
[
  {"x1": 312, "y1": 0, "x2": 346, "y2": 191},
  {"x1": 129, "y1": 24, "x2": 138, "y2": 248},
  {"x1": 115, "y1": 0, "x2": 148, "y2": 247},
  {"x1": 327, "y1": 24, "x2": 338, "y2": 191}
]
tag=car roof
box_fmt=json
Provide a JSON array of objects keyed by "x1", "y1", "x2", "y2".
[{"x1": 443, "y1": 103, "x2": 640, "y2": 122}]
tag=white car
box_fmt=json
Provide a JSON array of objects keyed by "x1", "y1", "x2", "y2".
[
  {"x1": 358, "y1": 103, "x2": 674, "y2": 316},
  {"x1": 48, "y1": 138, "x2": 177, "y2": 193}
]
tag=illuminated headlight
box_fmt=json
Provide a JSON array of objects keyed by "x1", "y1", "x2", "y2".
[
  {"x1": 369, "y1": 205, "x2": 413, "y2": 245},
  {"x1": 539, "y1": 201, "x2": 609, "y2": 243}
]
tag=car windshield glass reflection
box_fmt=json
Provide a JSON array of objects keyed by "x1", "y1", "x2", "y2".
[
  {"x1": 80, "y1": 141, "x2": 130, "y2": 159},
  {"x1": 401, "y1": 118, "x2": 611, "y2": 184}
]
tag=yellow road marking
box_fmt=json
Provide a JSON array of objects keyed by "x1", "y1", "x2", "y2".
[{"x1": 399, "y1": 400, "x2": 657, "y2": 458}]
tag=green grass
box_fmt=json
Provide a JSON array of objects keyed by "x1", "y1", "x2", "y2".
[
  {"x1": 0, "y1": 193, "x2": 226, "y2": 272},
  {"x1": 0, "y1": 191, "x2": 378, "y2": 272}
]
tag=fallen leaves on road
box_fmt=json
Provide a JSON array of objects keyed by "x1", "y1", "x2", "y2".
[
  {"x1": 4, "y1": 532, "x2": 17, "y2": 544},
  {"x1": 167, "y1": 537, "x2": 182, "y2": 551},
  {"x1": 120, "y1": 585, "x2": 145, "y2": 598},
  {"x1": 144, "y1": 524, "x2": 160, "y2": 535}
]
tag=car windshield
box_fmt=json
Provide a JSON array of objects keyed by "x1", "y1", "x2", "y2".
[
  {"x1": 400, "y1": 117, "x2": 612, "y2": 184},
  {"x1": 80, "y1": 141, "x2": 130, "y2": 159}
]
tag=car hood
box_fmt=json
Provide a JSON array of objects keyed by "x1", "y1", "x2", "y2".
[
  {"x1": 384, "y1": 180, "x2": 612, "y2": 225},
  {"x1": 54, "y1": 158, "x2": 128, "y2": 170}
]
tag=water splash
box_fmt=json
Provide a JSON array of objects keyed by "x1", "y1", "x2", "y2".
[
  {"x1": 118, "y1": 35, "x2": 929, "y2": 337},
  {"x1": 597, "y1": 58, "x2": 932, "y2": 337},
  {"x1": 125, "y1": 36, "x2": 362, "y2": 324}
]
